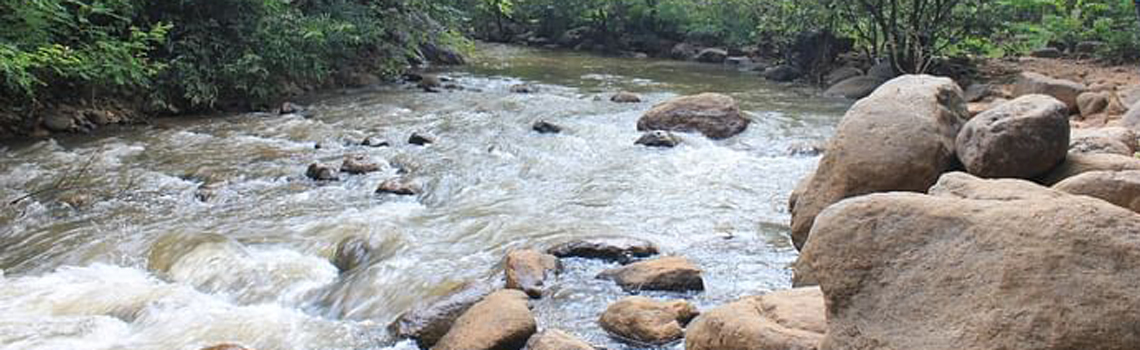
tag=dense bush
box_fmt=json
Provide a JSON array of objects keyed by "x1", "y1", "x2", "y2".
[{"x1": 0, "y1": 0, "x2": 464, "y2": 112}]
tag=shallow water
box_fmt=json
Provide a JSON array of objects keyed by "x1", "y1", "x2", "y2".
[{"x1": 0, "y1": 44, "x2": 848, "y2": 350}]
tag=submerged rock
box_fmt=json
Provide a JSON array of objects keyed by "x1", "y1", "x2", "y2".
[
  {"x1": 419, "y1": 75, "x2": 443, "y2": 92},
  {"x1": 389, "y1": 281, "x2": 496, "y2": 348},
  {"x1": 409, "y1": 132, "x2": 435, "y2": 146},
  {"x1": 637, "y1": 93, "x2": 749, "y2": 139},
  {"x1": 797, "y1": 172, "x2": 1140, "y2": 350},
  {"x1": 525, "y1": 329, "x2": 597, "y2": 350},
  {"x1": 280, "y1": 102, "x2": 303, "y2": 115},
  {"x1": 532, "y1": 120, "x2": 563, "y2": 134},
  {"x1": 599, "y1": 296, "x2": 699, "y2": 345},
  {"x1": 1053, "y1": 170, "x2": 1140, "y2": 213},
  {"x1": 686, "y1": 287, "x2": 826, "y2": 350},
  {"x1": 504, "y1": 249, "x2": 561, "y2": 298},
  {"x1": 306, "y1": 163, "x2": 339, "y2": 181},
  {"x1": 611, "y1": 91, "x2": 642, "y2": 103},
  {"x1": 361, "y1": 136, "x2": 390, "y2": 148},
  {"x1": 377, "y1": 177, "x2": 421, "y2": 196},
  {"x1": 597, "y1": 256, "x2": 704, "y2": 292},
  {"x1": 791, "y1": 75, "x2": 967, "y2": 250},
  {"x1": 635, "y1": 131, "x2": 680, "y2": 148},
  {"x1": 340, "y1": 154, "x2": 383, "y2": 175},
  {"x1": 201, "y1": 344, "x2": 254, "y2": 350},
  {"x1": 332, "y1": 235, "x2": 376, "y2": 273},
  {"x1": 432, "y1": 290, "x2": 537, "y2": 350},
  {"x1": 955, "y1": 95, "x2": 1070, "y2": 179},
  {"x1": 695, "y1": 48, "x2": 728, "y2": 64},
  {"x1": 510, "y1": 84, "x2": 538, "y2": 94},
  {"x1": 763, "y1": 65, "x2": 801, "y2": 82},
  {"x1": 546, "y1": 237, "x2": 658, "y2": 263}
]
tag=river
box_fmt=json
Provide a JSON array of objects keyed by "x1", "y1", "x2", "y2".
[{"x1": 0, "y1": 44, "x2": 849, "y2": 350}]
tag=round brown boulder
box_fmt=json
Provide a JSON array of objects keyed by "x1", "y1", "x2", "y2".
[
  {"x1": 341, "y1": 154, "x2": 383, "y2": 175},
  {"x1": 504, "y1": 249, "x2": 561, "y2": 298},
  {"x1": 389, "y1": 281, "x2": 496, "y2": 348},
  {"x1": 798, "y1": 172, "x2": 1140, "y2": 350},
  {"x1": 1053, "y1": 170, "x2": 1140, "y2": 213},
  {"x1": 637, "y1": 93, "x2": 749, "y2": 139},
  {"x1": 597, "y1": 256, "x2": 703, "y2": 292},
  {"x1": 955, "y1": 94, "x2": 1070, "y2": 179},
  {"x1": 790, "y1": 75, "x2": 967, "y2": 250},
  {"x1": 431, "y1": 290, "x2": 537, "y2": 350},
  {"x1": 686, "y1": 287, "x2": 825, "y2": 350},
  {"x1": 599, "y1": 296, "x2": 699, "y2": 345}
]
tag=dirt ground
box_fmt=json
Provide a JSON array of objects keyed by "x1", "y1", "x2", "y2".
[{"x1": 981, "y1": 57, "x2": 1140, "y2": 89}]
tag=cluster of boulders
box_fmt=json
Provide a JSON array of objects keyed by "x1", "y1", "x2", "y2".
[
  {"x1": 301, "y1": 121, "x2": 429, "y2": 196},
  {"x1": 386, "y1": 237, "x2": 714, "y2": 350},
  {"x1": 706, "y1": 73, "x2": 1140, "y2": 350}
]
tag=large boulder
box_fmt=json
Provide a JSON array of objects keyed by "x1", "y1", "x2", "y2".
[
  {"x1": 390, "y1": 281, "x2": 496, "y2": 348},
  {"x1": 1125, "y1": 101, "x2": 1140, "y2": 131},
  {"x1": 1011, "y1": 72, "x2": 1087, "y2": 111},
  {"x1": 823, "y1": 76, "x2": 885, "y2": 100},
  {"x1": 696, "y1": 48, "x2": 729, "y2": 63},
  {"x1": 1070, "y1": 127, "x2": 1138, "y2": 156},
  {"x1": 955, "y1": 95, "x2": 1070, "y2": 179},
  {"x1": 636, "y1": 93, "x2": 750, "y2": 139},
  {"x1": 504, "y1": 249, "x2": 560, "y2": 298},
  {"x1": 525, "y1": 329, "x2": 596, "y2": 350},
  {"x1": 798, "y1": 172, "x2": 1140, "y2": 350},
  {"x1": 431, "y1": 290, "x2": 537, "y2": 350},
  {"x1": 1038, "y1": 152, "x2": 1140, "y2": 185},
  {"x1": 790, "y1": 75, "x2": 967, "y2": 250},
  {"x1": 599, "y1": 297, "x2": 699, "y2": 345},
  {"x1": 763, "y1": 65, "x2": 802, "y2": 82},
  {"x1": 1053, "y1": 170, "x2": 1140, "y2": 213},
  {"x1": 597, "y1": 256, "x2": 704, "y2": 292},
  {"x1": 685, "y1": 287, "x2": 826, "y2": 350}
]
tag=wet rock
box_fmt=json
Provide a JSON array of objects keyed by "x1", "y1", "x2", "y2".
[
  {"x1": 332, "y1": 235, "x2": 376, "y2": 273},
  {"x1": 58, "y1": 192, "x2": 94, "y2": 208},
  {"x1": 340, "y1": 154, "x2": 383, "y2": 175},
  {"x1": 510, "y1": 84, "x2": 538, "y2": 94},
  {"x1": 409, "y1": 132, "x2": 435, "y2": 146},
  {"x1": 432, "y1": 290, "x2": 536, "y2": 350},
  {"x1": 637, "y1": 93, "x2": 749, "y2": 139},
  {"x1": 599, "y1": 296, "x2": 698, "y2": 345},
  {"x1": 824, "y1": 76, "x2": 885, "y2": 100},
  {"x1": 1070, "y1": 127, "x2": 1137, "y2": 156},
  {"x1": 670, "y1": 43, "x2": 699, "y2": 61},
  {"x1": 418, "y1": 75, "x2": 443, "y2": 92},
  {"x1": 280, "y1": 102, "x2": 303, "y2": 115},
  {"x1": 797, "y1": 172, "x2": 1140, "y2": 350},
  {"x1": 611, "y1": 91, "x2": 642, "y2": 103},
  {"x1": 763, "y1": 65, "x2": 802, "y2": 82},
  {"x1": 725, "y1": 56, "x2": 752, "y2": 66},
  {"x1": 695, "y1": 48, "x2": 728, "y2": 64},
  {"x1": 532, "y1": 120, "x2": 563, "y2": 134},
  {"x1": 525, "y1": 329, "x2": 596, "y2": 350},
  {"x1": 201, "y1": 344, "x2": 253, "y2": 350},
  {"x1": 597, "y1": 256, "x2": 704, "y2": 292},
  {"x1": 504, "y1": 249, "x2": 561, "y2": 298},
  {"x1": 1030, "y1": 47, "x2": 1064, "y2": 58},
  {"x1": 956, "y1": 95, "x2": 1070, "y2": 179},
  {"x1": 1012, "y1": 72, "x2": 1087, "y2": 111},
  {"x1": 194, "y1": 181, "x2": 226, "y2": 202},
  {"x1": 390, "y1": 281, "x2": 496, "y2": 348},
  {"x1": 361, "y1": 137, "x2": 390, "y2": 148},
  {"x1": 685, "y1": 287, "x2": 825, "y2": 350},
  {"x1": 791, "y1": 75, "x2": 967, "y2": 250},
  {"x1": 787, "y1": 141, "x2": 826, "y2": 157},
  {"x1": 635, "y1": 131, "x2": 680, "y2": 148},
  {"x1": 420, "y1": 42, "x2": 467, "y2": 66},
  {"x1": 376, "y1": 177, "x2": 421, "y2": 196},
  {"x1": 1077, "y1": 91, "x2": 1111, "y2": 117},
  {"x1": 825, "y1": 67, "x2": 863, "y2": 87},
  {"x1": 306, "y1": 163, "x2": 339, "y2": 181},
  {"x1": 1038, "y1": 152, "x2": 1140, "y2": 185},
  {"x1": 1053, "y1": 170, "x2": 1140, "y2": 213},
  {"x1": 42, "y1": 113, "x2": 75, "y2": 132},
  {"x1": 547, "y1": 237, "x2": 658, "y2": 263}
]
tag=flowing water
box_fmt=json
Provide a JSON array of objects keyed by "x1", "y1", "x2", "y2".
[{"x1": 0, "y1": 44, "x2": 849, "y2": 350}]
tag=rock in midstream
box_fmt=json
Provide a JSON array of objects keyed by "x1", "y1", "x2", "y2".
[
  {"x1": 546, "y1": 237, "x2": 659, "y2": 263},
  {"x1": 525, "y1": 329, "x2": 597, "y2": 350},
  {"x1": 597, "y1": 256, "x2": 704, "y2": 292},
  {"x1": 504, "y1": 249, "x2": 561, "y2": 298},
  {"x1": 431, "y1": 290, "x2": 537, "y2": 350},
  {"x1": 389, "y1": 281, "x2": 496, "y2": 348},
  {"x1": 636, "y1": 93, "x2": 749, "y2": 140},
  {"x1": 598, "y1": 296, "x2": 699, "y2": 345},
  {"x1": 685, "y1": 287, "x2": 826, "y2": 350}
]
